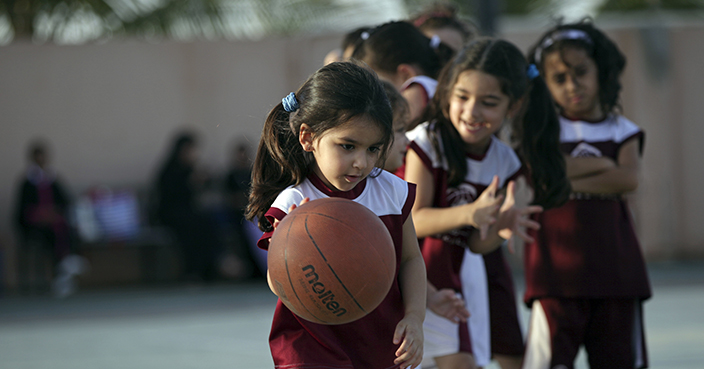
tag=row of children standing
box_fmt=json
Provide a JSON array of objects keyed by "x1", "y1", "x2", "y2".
[{"x1": 247, "y1": 2, "x2": 651, "y2": 368}]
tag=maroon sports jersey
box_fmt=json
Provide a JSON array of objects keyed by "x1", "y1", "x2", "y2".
[
  {"x1": 259, "y1": 170, "x2": 416, "y2": 369},
  {"x1": 524, "y1": 114, "x2": 652, "y2": 304},
  {"x1": 407, "y1": 122, "x2": 523, "y2": 354},
  {"x1": 407, "y1": 122, "x2": 522, "y2": 293}
]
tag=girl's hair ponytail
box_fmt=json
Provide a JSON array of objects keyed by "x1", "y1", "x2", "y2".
[
  {"x1": 246, "y1": 62, "x2": 394, "y2": 232},
  {"x1": 515, "y1": 73, "x2": 571, "y2": 209},
  {"x1": 247, "y1": 103, "x2": 311, "y2": 232}
]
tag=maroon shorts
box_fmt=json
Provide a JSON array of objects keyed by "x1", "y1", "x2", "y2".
[
  {"x1": 524, "y1": 297, "x2": 648, "y2": 369},
  {"x1": 484, "y1": 249, "x2": 524, "y2": 356}
]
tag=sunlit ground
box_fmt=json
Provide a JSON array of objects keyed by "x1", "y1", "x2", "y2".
[{"x1": 1, "y1": 261, "x2": 702, "y2": 369}]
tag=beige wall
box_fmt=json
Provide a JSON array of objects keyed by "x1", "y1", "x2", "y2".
[{"x1": 2, "y1": 21, "x2": 704, "y2": 286}]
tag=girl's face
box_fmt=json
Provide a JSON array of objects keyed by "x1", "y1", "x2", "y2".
[
  {"x1": 448, "y1": 70, "x2": 513, "y2": 155},
  {"x1": 542, "y1": 46, "x2": 603, "y2": 121},
  {"x1": 301, "y1": 116, "x2": 386, "y2": 192},
  {"x1": 383, "y1": 114, "x2": 410, "y2": 172}
]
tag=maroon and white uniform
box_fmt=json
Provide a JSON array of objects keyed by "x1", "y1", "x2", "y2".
[
  {"x1": 523, "y1": 114, "x2": 652, "y2": 369},
  {"x1": 258, "y1": 170, "x2": 415, "y2": 369},
  {"x1": 401, "y1": 75, "x2": 438, "y2": 104},
  {"x1": 407, "y1": 122, "x2": 523, "y2": 365}
]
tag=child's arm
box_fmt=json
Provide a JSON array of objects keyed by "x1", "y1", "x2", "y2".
[
  {"x1": 467, "y1": 178, "x2": 542, "y2": 254},
  {"x1": 393, "y1": 214, "x2": 427, "y2": 368},
  {"x1": 565, "y1": 155, "x2": 616, "y2": 179},
  {"x1": 570, "y1": 139, "x2": 640, "y2": 194},
  {"x1": 406, "y1": 150, "x2": 502, "y2": 240}
]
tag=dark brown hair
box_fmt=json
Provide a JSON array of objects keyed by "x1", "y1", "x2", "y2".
[
  {"x1": 421, "y1": 38, "x2": 571, "y2": 209},
  {"x1": 351, "y1": 21, "x2": 455, "y2": 80},
  {"x1": 528, "y1": 19, "x2": 627, "y2": 115},
  {"x1": 411, "y1": 1, "x2": 477, "y2": 49},
  {"x1": 246, "y1": 62, "x2": 394, "y2": 231}
]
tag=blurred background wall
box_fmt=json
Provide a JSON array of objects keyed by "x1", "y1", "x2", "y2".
[{"x1": 1, "y1": 16, "x2": 703, "y2": 288}]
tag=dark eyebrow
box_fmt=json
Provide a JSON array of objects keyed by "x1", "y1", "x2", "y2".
[
  {"x1": 453, "y1": 87, "x2": 501, "y2": 100},
  {"x1": 339, "y1": 136, "x2": 385, "y2": 146},
  {"x1": 339, "y1": 137, "x2": 360, "y2": 144}
]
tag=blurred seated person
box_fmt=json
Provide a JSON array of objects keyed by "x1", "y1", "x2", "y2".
[
  {"x1": 14, "y1": 140, "x2": 87, "y2": 297},
  {"x1": 155, "y1": 131, "x2": 229, "y2": 282},
  {"x1": 224, "y1": 141, "x2": 264, "y2": 279}
]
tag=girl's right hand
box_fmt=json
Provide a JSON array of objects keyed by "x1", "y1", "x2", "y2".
[
  {"x1": 268, "y1": 197, "x2": 310, "y2": 296},
  {"x1": 469, "y1": 175, "x2": 504, "y2": 240},
  {"x1": 272, "y1": 197, "x2": 310, "y2": 230}
]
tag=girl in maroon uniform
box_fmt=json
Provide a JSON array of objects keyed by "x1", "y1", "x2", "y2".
[
  {"x1": 523, "y1": 20, "x2": 652, "y2": 369},
  {"x1": 405, "y1": 38, "x2": 569, "y2": 369},
  {"x1": 382, "y1": 80, "x2": 472, "y2": 327},
  {"x1": 352, "y1": 21, "x2": 455, "y2": 126},
  {"x1": 247, "y1": 62, "x2": 426, "y2": 369}
]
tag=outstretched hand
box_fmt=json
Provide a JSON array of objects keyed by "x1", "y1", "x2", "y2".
[
  {"x1": 472, "y1": 175, "x2": 504, "y2": 240},
  {"x1": 497, "y1": 179, "x2": 542, "y2": 252},
  {"x1": 428, "y1": 289, "x2": 470, "y2": 323}
]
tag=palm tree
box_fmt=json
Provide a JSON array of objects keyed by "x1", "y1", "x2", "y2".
[
  {"x1": 0, "y1": 0, "x2": 405, "y2": 44},
  {"x1": 598, "y1": 0, "x2": 704, "y2": 11}
]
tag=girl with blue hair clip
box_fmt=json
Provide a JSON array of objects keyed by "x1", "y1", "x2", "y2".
[
  {"x1": 523, "y1": 20, "x2": 652, "y2": 369},
  {"x1": 405, "y1": 37, "x2": 570, "y2": 369}
]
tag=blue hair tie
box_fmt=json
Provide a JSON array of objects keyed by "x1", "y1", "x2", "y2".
[
  {"x1": 527, "y1": 64, "x2": 540, "y2": 80},
  {"x1": 429, "y1": 34, "x2": 441, "y2": 50},
  {"x1": 282, "y1": 92, "x2": 299, "y2": 112}
]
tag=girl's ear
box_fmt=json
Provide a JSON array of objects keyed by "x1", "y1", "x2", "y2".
[
  {"x1": 299, "y1": 123, "x2": 315, "y2": 152},
  {"x1": 507, "y1": 97, "x2": 526, "y2": 121},
  {"x1": 396, "y1": 64, "x2": 421, "y2": 83}
]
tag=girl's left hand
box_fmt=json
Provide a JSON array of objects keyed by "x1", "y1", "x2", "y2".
[
  {"x1": 497, "y1": 180, "x2": 542, "y2": 251},
  {"x1": 428, "y1": 289, "x2": 470, "y2": 323},
  {"x1": 393, "y1": 314, "x2": 424, "y2": 368}
]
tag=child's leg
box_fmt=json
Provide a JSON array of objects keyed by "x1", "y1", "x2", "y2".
[
  {"x1": 584, "y1": 299, "x2": 647, "y2": 369},
  {"x1": 493, "y1": 354, "x2": 523, "y2": 369},
  {"x1": 434, "y1": 352, "x2": 477, "y2": 369},
  {"x1": 422, "y1": 308, "x2": 474, "y2": 369},
  {"x1": 523, "y1": 298, "x2": 586, "y2": 369}
]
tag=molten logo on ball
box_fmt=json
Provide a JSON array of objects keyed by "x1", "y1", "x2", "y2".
[{"x1": 302, "y1": 265, "x2": 347, "y2": 317}]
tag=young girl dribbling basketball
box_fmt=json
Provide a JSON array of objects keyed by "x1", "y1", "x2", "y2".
[
  {"x1": 522, "y1": 21, "x2": 652, "y2": 369},
  {"x1": 404, "y1": 38, "x2": 570, "y2": 369},
  {"x1": 246, "y1": 62, "x2": 426, "y2": 369}
]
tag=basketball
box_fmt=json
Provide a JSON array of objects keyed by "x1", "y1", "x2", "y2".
[{"x1": 268, "y1": 197, "x2": 396, "y2": 325}]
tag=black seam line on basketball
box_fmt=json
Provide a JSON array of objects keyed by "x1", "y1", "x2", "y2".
[
  {"x1": 284, "y1": 244, "x2": 331, "y2": 324},
  {"x1": 304, "y1": 214, "x2": 367, "y2": 313},
  {"x1": 283, "y1": 216, "x2": 330, "y2": 324}
]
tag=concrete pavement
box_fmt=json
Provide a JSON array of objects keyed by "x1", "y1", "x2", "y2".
[{"x1": 1, "y1": 261, "x2": 703, "y2": 369}]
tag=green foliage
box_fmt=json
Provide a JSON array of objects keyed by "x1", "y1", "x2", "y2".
[
  {"x1": 0, "y1": 0, "x2": 351, "y2": 43},
  {"x1": 598, "y1": 0, "x2": 704, "y2": 11},
  {"x1": 502, "y1": 0, "x2": 553, "y2": 15}
]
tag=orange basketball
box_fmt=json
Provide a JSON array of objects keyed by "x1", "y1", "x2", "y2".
[{"x1": 268, "y1": 197, "x2": 396, "y2": 325}]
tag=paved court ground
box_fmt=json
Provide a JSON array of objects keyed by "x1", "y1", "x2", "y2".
[{"x1": 1, "y1": 261, "x2": 703, "y2": 369}]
